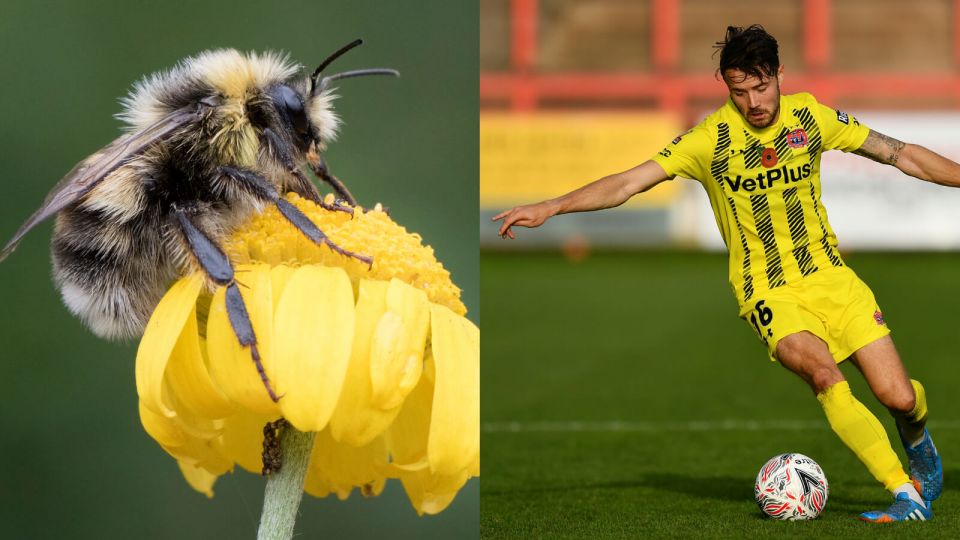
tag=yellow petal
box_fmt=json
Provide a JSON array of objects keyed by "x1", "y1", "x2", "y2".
[
  {"x1": 304, "y1": 429, "x2": 388, "y2": 501},
  {"x1": 136, "y1": 274, "x2": 204, "y2": 417},
  {"x1": 164, "y1": 305, "x2": 234, "y2": 419},
  {"x1": 167, "y1": 434, "x2": 233, "y2": 477},
  {"x1": 206, "y1": 264, "x2": 280, "y2": 417},
  {"x1": 163, "y1": 382, "x2": 224, "y2": 441},
  {"x1": 141, "y1": 401, "x2": 232, "y2": 478},
  {"x1": 273, "y1": 266, "x2": 355, "y2": 432},
  {"x1": 139, "y1": 400, "x2": 185, "y2": 448},
  {"x1": 269, "y1": 265, "x2": 297, "y2": 313},
  {"x1": 422, "y1": 345, "x2": 436, "y2": 385},
  {"x1": 369, "y1": 280, "x2": 429, "y2": 410},
  {"x1": 384, "y1": 457, "x2": 429, "y2": 474},
  {"x1": 330, "y1": 280, "x2": 395, "y2": 446},
  {"x1": 178, "y1": 459, "x2": 218, "y2": 498},
  {"x1": 221, "y1": 412, "x2": 280, "y2": 474},
  {"x1": 396, "y1": 468, "x2": 470, "y2": 516},
  {"x1": 140, "y1": 397, "x2": 221, "y2": 465},
  {"x1": 385, "y1": 361, "x2": 434, "y2": 466},
  {"x1": 428, "y1": 305, "x2": 479, "y2": 475}
]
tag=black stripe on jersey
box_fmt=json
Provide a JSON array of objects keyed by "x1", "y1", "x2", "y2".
[
  {"x1": 793, "y1": 107, "x2": 822, "y2": 156},
  {"x1": 710, "y1": 123, "x2": 731, "y2": 179},
  {"x1": 807, "y1": 182, "x2": 844, "y2": 267},
  {"x1": 773, "y1": 126, "x2": 795, "y2": 163},
  {"x1": 750, "y1": 194, "x2": 787, "y2": 289},
  {"x1": 782, "y1": 187, "x2": 819, "y2": 276},
  {"x1": 711, "y1": 123, "x2": 755, "y2": 299},
  {"x1": 793, "y1": 106, "x2": 842, "y2": 267},
  {"x1": 728, "y1": 197, "x2": 754, "y2": 301},
  {"x1": 742, "y1": 131, "x2": 762, "y2": 169}
]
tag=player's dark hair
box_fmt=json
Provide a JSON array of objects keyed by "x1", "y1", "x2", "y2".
[{"x1": 714, "y1": 25, "x2": 780, "y2": 81}]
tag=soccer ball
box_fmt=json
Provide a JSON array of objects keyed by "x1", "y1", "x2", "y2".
[{"x1": 754, "y1": 453, "x2": 829, "y2": 520}]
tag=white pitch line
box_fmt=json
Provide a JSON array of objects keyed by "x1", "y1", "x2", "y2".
[{"x1": 483, "y1": 419, "x2": 960, "y2": 433}]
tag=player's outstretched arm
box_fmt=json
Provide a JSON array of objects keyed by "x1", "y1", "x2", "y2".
[
  {"x1": 492, "y1": 160, "x2": 671, "y2": 239},
  {"x1": 854, "y1": 129, "x2": 960, "y2": 187}
]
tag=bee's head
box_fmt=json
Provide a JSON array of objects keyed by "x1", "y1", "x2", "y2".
[
  {"x1": 266, "y1": 39, "x2": 398, "y2": 156},
  {"x1": 266, "y1": 83, "x2": 320, "y2": 153}
]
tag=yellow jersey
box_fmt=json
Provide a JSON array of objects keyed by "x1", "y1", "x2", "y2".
[{"x1": 652, "y1": 92, "x2": 870, "y2": 306}]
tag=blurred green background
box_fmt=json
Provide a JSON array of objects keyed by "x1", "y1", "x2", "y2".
[{"x1": 0, "y1": 1, "x2": 477, "y2": 538}]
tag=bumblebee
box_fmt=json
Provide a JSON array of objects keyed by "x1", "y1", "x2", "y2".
[{"x1": 0, "y1": 40, "x2": 397, "y2": 401}]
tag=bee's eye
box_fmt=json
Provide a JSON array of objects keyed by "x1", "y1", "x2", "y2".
[{"x1": 271, "y1": 85, "x2": 308, "y2": 136}]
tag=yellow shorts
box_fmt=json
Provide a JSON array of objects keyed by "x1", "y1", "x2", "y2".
[{"x1": 738, "y1": 266, "x2": 890, "y2": 364}]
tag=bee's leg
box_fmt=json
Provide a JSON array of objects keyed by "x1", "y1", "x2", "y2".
[
  {"x1": 308, "y1": 155, "x2": 357, "y2": 207},
  {"x1": 218, "y1": 166, "x2": 373, "y2": 268},
  {"x1": 173, "y1": 207, "x2": 280, "y2": 402},
  {"x1": 259, "y1": 127, "x2": 322, "y2": 205},
  {"x1": 261, "y1": 128, "x2": 355, "y2": 213}
]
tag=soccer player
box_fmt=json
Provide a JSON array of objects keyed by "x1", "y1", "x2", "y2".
[{"x1": 492, "y1": 25, "x2": 947, "y2": 522}]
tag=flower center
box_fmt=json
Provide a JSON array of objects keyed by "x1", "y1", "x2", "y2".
[{"x1": 223, "y1": 193, "x2": 466, "y2": 316}]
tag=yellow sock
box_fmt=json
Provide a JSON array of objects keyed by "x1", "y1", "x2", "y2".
[
  {"x1": 817, "y1": 381, "x2": 910, "y2": 492},
  {"x1": 895, "y1": 379, "x2": 928, "y2": 447}
]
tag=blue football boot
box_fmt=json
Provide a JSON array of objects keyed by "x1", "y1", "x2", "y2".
[
  {"x1": 859, "y1": 492, "x2": 931, "y2": 523},
  {"x1": 900, "y1": 428, "x2": 943, "y2": 502}
]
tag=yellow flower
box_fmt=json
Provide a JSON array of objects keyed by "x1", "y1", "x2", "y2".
[{"x1": 135, "y1": 194, "x2": 479, "y2": 515}]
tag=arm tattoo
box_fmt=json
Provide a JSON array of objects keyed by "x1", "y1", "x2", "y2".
[{"x1": 853, "y1": 130, "x2": 906, "y2": 166}]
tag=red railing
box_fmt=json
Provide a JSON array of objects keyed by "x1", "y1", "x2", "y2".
[{"x1": 481, "y1": 0, "x2": 960, "y2": 117}]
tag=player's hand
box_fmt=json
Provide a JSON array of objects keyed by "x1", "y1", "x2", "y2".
[{"x1": 491, "y1": 202, "x2": 555, "y2": 239}]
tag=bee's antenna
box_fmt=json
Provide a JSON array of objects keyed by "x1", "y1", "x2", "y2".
[
  {"x1": 318, "y1": 68, "x2": 399, "y2": 92},
  {"x1": 311, "y1": 38, "x2": 364, "y2": 86},
  {"x1": 310, "y1": 39, "x2": 400, "y2": 95}
]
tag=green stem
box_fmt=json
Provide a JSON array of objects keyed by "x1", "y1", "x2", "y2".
[{"x1": 257, "y1": 425, "x2": 316, "y2": 540}]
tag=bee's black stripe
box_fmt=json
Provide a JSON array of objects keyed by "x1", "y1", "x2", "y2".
[
  {"x1": 782, "y1": 187, "x2": 819, "y2": 276},
  {"x1": 750, "y1": 194, "x2": 786, "y2": 289},
  {"x1": 53, "y1": 240, "x2": 125, "y2": 283},
  {"x1": 52, "y1": 208, "x2": 129, "y2": 286}
]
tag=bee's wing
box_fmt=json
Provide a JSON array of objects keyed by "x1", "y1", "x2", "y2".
[{"x1": 0, "y1": 106, "x2": 198, "y2": 262}]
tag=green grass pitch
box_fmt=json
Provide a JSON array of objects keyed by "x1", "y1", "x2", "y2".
[{"x1": 481, "y1": 251, "x2": 960, "y2": 538}]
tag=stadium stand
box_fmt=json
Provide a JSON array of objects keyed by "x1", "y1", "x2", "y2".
[{"x1": 481, "y1": 0, "x2": 960, "y2": 249}]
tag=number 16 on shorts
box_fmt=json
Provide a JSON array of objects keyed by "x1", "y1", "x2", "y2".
[{"x1": 750, "y1": 300, "x2": 774, "y2": 344}]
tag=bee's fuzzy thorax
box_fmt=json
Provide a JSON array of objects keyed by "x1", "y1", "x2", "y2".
[
  {"x1": 118, "y1": 50, "x2": 298, "y2": 128},
  {"x1": 117, "y1": 49, "x2": 340, "y2": 149}
]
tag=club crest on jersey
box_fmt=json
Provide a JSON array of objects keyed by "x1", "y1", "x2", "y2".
[
  {"x1": 761, "y1": 147, "x2": 778, "y2": 168},
  {"x1": 874, "y1": 310, "x2": 886, "y2": 326},
  {"x1": 836, "y1": 110, "x2": 849, "y2": 124},
  {"x1": 672, "y1": 135, "x2": 683, "y2": 144},
  {"x1": 786, "y1": 128, "x2": 808, "y2": 149}
]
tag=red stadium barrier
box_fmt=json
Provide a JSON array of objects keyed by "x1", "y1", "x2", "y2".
[{"x1": 482, "y1": 0, "x2": 960, "y2": 118}]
